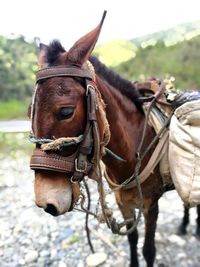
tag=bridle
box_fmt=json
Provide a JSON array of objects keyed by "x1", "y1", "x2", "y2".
[
  {"x1": 29, "y1": 63, "x2": 171, "y2": 238},
  {"x1": 29, "y1": 63, "x2": 143, "y2": 238},
  {"x1": 30, "y1": 63, "x2": 109, "y2": 183},
  {"x1": 29, "y1": 63, "x2": 131, "y2": 238}
]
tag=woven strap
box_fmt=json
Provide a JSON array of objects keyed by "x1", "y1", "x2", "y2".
[
  {"x1": 30, "y1": 149, "x2": 93, "y2": 174},
  {"x1": 36, "y1": 66, "x2": 93, "y2": 83}
]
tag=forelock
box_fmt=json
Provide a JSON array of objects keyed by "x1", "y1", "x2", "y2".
[{"x1": 46, "y1": 40, "x2": 66, "y2": 65}]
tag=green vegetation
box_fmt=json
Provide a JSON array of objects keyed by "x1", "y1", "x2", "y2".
[
  {"x1": 0, "y1": 35, "x2": 37, "y2": 119},
  {"x1": 0, "y1": 99, "x2": 29, "y2": 119},
  {"x1": 0, "y1": 35, "x2": 38, "y2": 101},
  {"x1": 94, "y1": 39, "x2": 137, "y2": 67},
  {"x1": 1, "y1": 20, "x2": 200, "y2": 119},
  {"x1": 115, "y1": 37, "x2": 200, "y2": 91},
  {"x1": 97, "y1": 20, "x2": 200, "y2": 91}
]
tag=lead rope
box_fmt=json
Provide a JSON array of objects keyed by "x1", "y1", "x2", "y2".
[
  {"x1": 95, "y1": 158, "x2": 143, "y2": 235},
  {"x1": 83, "y1": 180, "x2": 95, "y2": 253}
]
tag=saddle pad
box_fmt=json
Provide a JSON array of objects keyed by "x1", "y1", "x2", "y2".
[{"x1": 169, "y1": 99, "x2": 200, "y2": 207}]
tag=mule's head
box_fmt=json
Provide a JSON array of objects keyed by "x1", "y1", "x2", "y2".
[{"x1": 30, "y1": 12, "x2": 108, "y2": 216}]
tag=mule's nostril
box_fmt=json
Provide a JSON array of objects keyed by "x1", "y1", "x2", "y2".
[{"x1": 45, "y1": 204, "x2": 58, "y2": 216}]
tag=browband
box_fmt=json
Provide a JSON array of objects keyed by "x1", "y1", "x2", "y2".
[{"x1": 36, "y1": 66, "x2": 93, "y2": 83}]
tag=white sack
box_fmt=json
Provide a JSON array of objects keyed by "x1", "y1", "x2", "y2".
[{"x1": 169, "y1": 99, "x2": 200, "y2": 207}]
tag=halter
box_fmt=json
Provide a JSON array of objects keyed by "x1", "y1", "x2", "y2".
[{"x1": 30, "y1": 64, "x2": 108, "y2": 183}]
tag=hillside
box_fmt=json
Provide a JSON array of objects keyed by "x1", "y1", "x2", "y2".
[
  {"x1": 0, "y1": 19, "x2": 200, "y2": 110},
  {"x1": 132, "y1": 20, "x2": 200, "y2": 47},
  {"x1": 115, "y1": 35, "x2": 200, "y2": 91},
  {"x1": 94, "y1": 39, "x2": 137, "y2": 67},
  {"x1": 97, "y1": 20, "x2": 200, "y2": 91}
]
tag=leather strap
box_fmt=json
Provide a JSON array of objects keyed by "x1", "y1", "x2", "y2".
[
  {"x1": 71, "y1": 81, "x2": 100, "y2": 182},
  {"x1": 36, "y1": 66, "x2": 93, "y2": 83},
  {"x1": 31, "y1": 65, "x2": 102, "y2": 183},
  {"x1": 104, "y1": 130, "x2": 169, "y2": 190},
  {"x1": 30, "y1": 149, "x2": 93, "y2": 174}
]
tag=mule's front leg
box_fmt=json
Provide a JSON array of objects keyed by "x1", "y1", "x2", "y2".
[
  {"x1": 127, "y1": 219, "x2": 139, "y2": 267},
  {"x1": 143, "y1": 201, "x2": 159, "y2": 267},
  {"x1": 118, "y1": 205, "x2": 139, "y2": 267}
]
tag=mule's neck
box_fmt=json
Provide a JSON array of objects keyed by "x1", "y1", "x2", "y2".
[{"x1": 95, "y1": 76, "x2": 150, "y2": 182}]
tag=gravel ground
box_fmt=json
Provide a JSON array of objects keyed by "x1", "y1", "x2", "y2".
[{"x1": 0, "y1": 155, "x2": 200, "y2": 267}]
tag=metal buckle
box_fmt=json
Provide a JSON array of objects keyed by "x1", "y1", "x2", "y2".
[
  {"x1": 70, "y1": 175, "x2": 78, "y2": 184},
  {"x1": 86, "y1": 83, "x2": 95, "y2": 96},
  {"x1": 75, "y1": 159, "x2": 87, "y2": 173}
]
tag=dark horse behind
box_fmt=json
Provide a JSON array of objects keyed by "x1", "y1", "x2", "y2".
[{"x1": 28, "y1": 11, "x2": 191, "y2": 267}]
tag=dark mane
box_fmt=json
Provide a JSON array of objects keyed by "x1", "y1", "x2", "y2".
[
  {"x1": 45, "y1": 40, "x2": 142, "y2": 111},
  {"x1": 46, "y1": 40, "x2": 66, "y2": 65},
  {"x1": 89, "y1": 56, "x2": 143, "y2": 111}
]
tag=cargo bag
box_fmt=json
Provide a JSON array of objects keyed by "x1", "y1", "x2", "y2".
[{"x1": 169, "y1": 99, "x2": 200, "y2": 207}]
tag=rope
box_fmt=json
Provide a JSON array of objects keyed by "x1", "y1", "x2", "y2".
[
  {"x1": 29, "y1": 134, "x2": 83, "y2": 150},
  {"x1": 96, "y1": 88, "x2": 111, "y2": 147},
  {"x1": 83, "y1": 180, "x2": 95, "y2": 253},
  {"x1": 94, "y1": 158, "x2": 143, "y2": 235},
  {"x1": 41, "y1": 136, "x2": 83, "y2": 151},
  {"x1": 116, "y1": 158, "x2": 143, "y2": 236},
  {"x1": 29, "y1": 133, "x2": 124, "y2": 162}
]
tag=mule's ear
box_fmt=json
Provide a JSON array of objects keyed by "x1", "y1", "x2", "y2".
[
  {"x1": 67, "y1": 11, "x2": 107, "y2": 67},
  {"x1": 38, "y1": 43, "x2": 49, "y2": 68}
]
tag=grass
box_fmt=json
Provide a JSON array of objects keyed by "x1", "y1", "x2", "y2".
[{"x1": 0, "y1": 99, "x2": 30, "y2": 120}]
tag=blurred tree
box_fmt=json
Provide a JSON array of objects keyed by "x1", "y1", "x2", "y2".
[
  {"x1": 114, "y1": 36, "x2": 200, "y2": 91},
  {"x1": 1, "y1": 27, "x2": 200, "y2": 104},
  {"x1": 0, "y1": 35, "x2": 38, "y2": 101}
]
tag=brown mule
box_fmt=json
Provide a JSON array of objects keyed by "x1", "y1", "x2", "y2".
[{"x1": 30, "y1": 12, "x2": 169, "y2": 267}]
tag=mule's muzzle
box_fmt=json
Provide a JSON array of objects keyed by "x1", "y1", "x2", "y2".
[{"x1": 34, "y1": 170, "x2": 73, "y2": 216}]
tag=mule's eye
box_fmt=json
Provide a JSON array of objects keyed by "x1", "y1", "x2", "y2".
[{"x1": 57, "y1": 107, "x2": 74, "y2": 120}]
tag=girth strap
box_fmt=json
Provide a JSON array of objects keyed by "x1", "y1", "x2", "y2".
[{"x1": 30, "y1": 149, "x2": 93, "y2": 174}]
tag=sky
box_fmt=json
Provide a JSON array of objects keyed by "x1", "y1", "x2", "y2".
[{"x1": 1, "y1": 0, "x2": 200, "y2": 48}]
